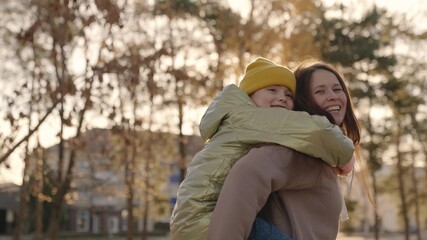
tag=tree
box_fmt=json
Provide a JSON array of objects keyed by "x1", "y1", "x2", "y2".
[
  {"x1": 153, "y1": 0, "x2": 225, "y2": 181},
  {"x1": 2, "y1": 0, "x2": 123, "y2": 238}
]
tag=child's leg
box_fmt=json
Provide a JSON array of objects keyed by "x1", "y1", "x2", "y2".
[{"x1": 248, "y1": 217, "x2": 293, "y2": 240}]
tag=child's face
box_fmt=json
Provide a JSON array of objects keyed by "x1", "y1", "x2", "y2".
[{"x1": 250, "y1": 85, "x2": 294, "y2": 109}]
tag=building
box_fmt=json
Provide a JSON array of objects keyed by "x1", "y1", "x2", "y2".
[
  {"x1": 0, "y1": 183, "x2": 19, "y2": 234},
  {"x1": 32, "y1": 128, "x2": 203, "y2": 234}
]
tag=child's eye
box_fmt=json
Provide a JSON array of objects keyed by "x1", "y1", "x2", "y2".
[
  {"x1": 267, "y1": 88, "x2": 277, "y2": 93},
  {"x1": 333, "y1": 88, "x2": 343, "y2": 92},
  {"x1": 286, "y1": 94, "x2": 294, "y2": 99},
  {"x1": 314, "y1": 90, "x2": 325, "y2": 94}
]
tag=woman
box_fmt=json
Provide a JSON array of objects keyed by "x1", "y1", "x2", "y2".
[
  {"x1": 170, "y1": 58, "x2": 354, "y2": 240},
  {"x1": 207, "y1": 59, "x2": 361, "y2": 240}
]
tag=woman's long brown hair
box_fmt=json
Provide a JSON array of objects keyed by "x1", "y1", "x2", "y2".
[{"x1": 293, "y1": 59, "x2": 376, "y2": 211}]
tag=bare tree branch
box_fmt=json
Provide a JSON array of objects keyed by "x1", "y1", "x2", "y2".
[{"x1": 0, "y1": 95, "x2": 63, "y2": 165}]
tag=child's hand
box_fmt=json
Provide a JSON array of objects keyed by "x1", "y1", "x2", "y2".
[{"x1": 333, "y1": 155, "x2": 355, "y2": 176}]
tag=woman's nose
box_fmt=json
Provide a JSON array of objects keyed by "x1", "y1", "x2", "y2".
[{"x1": 327, "y1": 90, "x2": 339, "y2": 100}]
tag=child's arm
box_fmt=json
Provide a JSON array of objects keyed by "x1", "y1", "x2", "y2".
[
  {"x1": 230, "y1": 107, "x2": 354, "y2": 167},
  {"x1": 199, "y1": 84, "x2": 353, "y2": 167},
  {"x1": 333, "y1": 155, "x2": 355, "y2": 176}
]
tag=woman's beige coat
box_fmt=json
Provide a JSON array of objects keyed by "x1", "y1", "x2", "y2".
[
  {"x1": 207, "y1": 145, "x2": 344, "y2": 240},
  {"x1": 169, "y1": 84, "x2": 353, "y2": 240}
]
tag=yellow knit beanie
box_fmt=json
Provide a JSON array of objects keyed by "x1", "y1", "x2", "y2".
[{"x1": 239, "y1": 57, "x2": 296, "y2": 95}]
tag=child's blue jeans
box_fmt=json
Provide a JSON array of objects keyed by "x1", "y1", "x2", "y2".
[{"x1": 248, "y1": 217, "x2": 293, "y2": 240}]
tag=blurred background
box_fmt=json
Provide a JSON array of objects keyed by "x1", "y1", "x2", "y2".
[{"x1": 0, "y1": 0, "x2": 426, "y2": 239}]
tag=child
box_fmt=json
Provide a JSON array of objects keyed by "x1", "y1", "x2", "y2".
[{"x1": 170, "y1": 57, "x2": 354, "y2": 240}]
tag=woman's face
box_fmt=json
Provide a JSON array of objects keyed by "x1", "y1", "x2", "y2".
[{"x1": 310, "y1": 69, "x2": 347, "y2": 125}]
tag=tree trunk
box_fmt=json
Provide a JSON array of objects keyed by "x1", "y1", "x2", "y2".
[
  {"x1": 47, "y1": 65, "x2": 67, "y2": 238},
  {"x1": 15, "y1": 156, "x2": 29, "y2": 240},
  {"x1": 166, "y1": 15, "x2": 187, "y2": 182},
  {"x1": 125, "y1": 128, "x2": 136, "y2": 240},
  {"x1": 177, "y1": 104, "x2": 186, "y2": 182},
  {"x1": 46, "y1": 74, "x2": 93, "y2": 239},
  {"x1": 141, "y1": 94, "x2": 156, "y2": 240},
  {"x1": 176, "y1": 70, "x2": 186, "y2": 183},
  {"x1": 141, "y1": 138, "x2": 151, "y2": 240},
  {"x1": 371, "y1": 169, "x2": 380, "y2": 240},
  {"x1": 367, "y1": 98, "x2": 380, "y2": 240},
  {"x1": 141, "y1": 182, "x2": 150, "y2": 240},
  {"x1": 410, "y1": 148, "x2": 422, "y2": 240},
  {"x1": 410, "y1": 114, "x2": 427, "y2": 203},
  {"x1": 15, "y1": 66, "x2": 38, "y2": 240},
  {"x1": 46, "y1": 107, "x2": 67, "y2": 239},
  {"x1": 395, "y1": 119, "x2": 410, "y2": 240},
  {"x1": 46, "y1": 152, "x2": 75, "y2": 239},
  {"x1": 34, "y1": 146, "x2": 44, "y2": 240}
]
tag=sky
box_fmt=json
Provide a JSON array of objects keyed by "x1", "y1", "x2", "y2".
[
  {"x1": 228, "y1": 0, "x2": 427, "y2": 33},
  {"x1": 1, "y1": 0, "x2": 426, "y2": 185}
]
